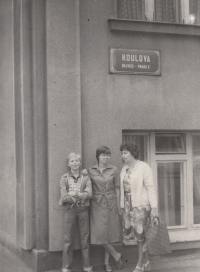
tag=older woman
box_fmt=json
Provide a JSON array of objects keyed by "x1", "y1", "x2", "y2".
[
  {"x1": 120, "y1": 143, "x2": 158, "y2": 272},
  {"x1": 88, "y1": 146, "x2": 123, "y2": 272}
]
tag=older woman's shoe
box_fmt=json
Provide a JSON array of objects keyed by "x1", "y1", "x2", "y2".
[
  {"x1": 116, "y1": 254, "x2": 123, "y2": 270},
  {"x1": 104, "y1": 264, "x2": 112, "y2": 272},
  {"x1": 143, "y1": 261, "x2": 150, "y2": 271},
  {"x1": 133, "y1": 266, "x2": 144, "y2": 272}
]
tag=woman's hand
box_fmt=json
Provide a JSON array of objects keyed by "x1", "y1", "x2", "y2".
[
  {"x1": 151, "y1": 208, "x2": 158, "y2": 217},
  {"x1": 68, "y1": 191, "x2": 77, "y2": 197},
  {"x1": 151, "y1": 208, "x2": 159, "y2": 225},
  {"x1": 118, "y1": 208, "x2": 124, "y2": 224},
  {"x1": 118, "y1": 208, "x2": 124, "y2": 216},
  {"x1": 81, "y1": 169, "x2": 88, "y2": 176}
]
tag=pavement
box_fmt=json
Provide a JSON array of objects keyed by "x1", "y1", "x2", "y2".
[{"x1": 0, "y1": 246, "x2": 200, "y2": 272}]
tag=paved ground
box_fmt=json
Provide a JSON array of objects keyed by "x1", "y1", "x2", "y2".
[
  {"x1": 0, "y1": 246, "x2": 33, "y2": 272},
  {"x1": 0, "y1": 246, "x2": 200, "y2": 272}
]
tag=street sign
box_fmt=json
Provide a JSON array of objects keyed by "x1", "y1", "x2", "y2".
[{"x1": 110, "y1": 48, "x2": 161, "y2": 75}]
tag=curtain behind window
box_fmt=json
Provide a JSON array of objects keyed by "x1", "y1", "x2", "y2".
[
  {"x1": 157, "y1": 162, "x2": 183, "y2": 226},
  {"x1": 116, "y1": 0, "x2": 200, "y2": 24}
]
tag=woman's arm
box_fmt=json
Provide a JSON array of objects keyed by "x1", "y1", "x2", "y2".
[
  {"x1": 60, "y1": 176, "x2": 76, "y2": 204},
  {"x1": 115, "y1": 187, "x2": 123, "y2": 215},
  {"x1": 114, "y1": 167, "x2": 123, "y2": 215},
  {"x1": 143, "y1": 165, "x2": 158, "y2": 218},
  {"x1": 143, "y1": 165, "x2": 157, "y2": 208},
  {"x1": 77, "y1": 175, "x2": 92, "y2": 201}
]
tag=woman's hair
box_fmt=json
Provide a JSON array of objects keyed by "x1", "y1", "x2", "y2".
[
  {"x1": 120, "y1": 142, "x2": 139, "y2": 160},
  {"x1": 96, "y1": 146, "x2": 111, "y2": 162},
  {"x1": 67, "y1": 152, "x2": 81, "y2": 164}
]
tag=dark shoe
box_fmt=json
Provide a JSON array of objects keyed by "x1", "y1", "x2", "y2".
[
  {"x1": 104, "y1": 264, "x2": 112, "y2": 272},
  {"x1": 116, "y1": 254, "x2": 123, "y2": 270}
]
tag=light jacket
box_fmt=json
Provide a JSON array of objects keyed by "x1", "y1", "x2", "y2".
[
  {"x1": 120, "y1": 161, "x2": 157, "y2": 209},
  {"x1": 59, "y1": 172, "x2": 92, "y2": 208}
]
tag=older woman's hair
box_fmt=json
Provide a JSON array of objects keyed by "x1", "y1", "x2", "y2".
[
  {"x1": 96, "y1": 146, "x2": 111, "y2": 162},
  {"x1": 120, "y1": 142, "x2": 139, "y2": 160},
  {"x1": 67, "y1": 152, "x2": 81, "y2": 164}
]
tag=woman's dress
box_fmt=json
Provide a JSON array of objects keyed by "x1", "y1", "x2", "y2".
[
  {"x1": 123, "y1": 167, "x2": 151, "y2": 237},
  {"x1": 89, "y1": 164, "x2": 123, "y2": 244}
]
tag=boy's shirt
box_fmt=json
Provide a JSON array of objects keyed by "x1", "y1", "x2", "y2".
[
  {"x1": 59, "y1": 172, "x2": 92, "y2": 207},
  {"x1": 68, "y1": 172, "x2": 81, "y2": 194}
]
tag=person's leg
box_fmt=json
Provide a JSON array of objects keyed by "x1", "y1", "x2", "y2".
[
  {"x1": 77, "y1": 207, "x2": 92, "y2": 272},
  {"x1": 136, "y1": 238, "x2": 144, "y2": 270},
  {"x1": 132, "y1": 208, "x2": 150, "y2": 272},
  {"x1": 133, "y1": 231, "x2": 150, "y2": 271},
  {"x1": 104, "y1": 249, "x2": 110, "y2": 265},
  {"x1": 102, "y1": 244, "x2": 121, "y2": 262},
  {"x1": 104, "y1": 250, "x2": 112, "y2": 272},
  {"x1": 102, "y1": 244, "x2": 122, "y2": 269},
  {"x1": 62, "y1": 208, "x2": 77, "y2": 272},
  {"x1": 132, "y1": 227, "x2": 145, "y2": 272}
]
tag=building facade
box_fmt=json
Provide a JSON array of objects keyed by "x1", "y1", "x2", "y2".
[{"x1": 1, "y1": 0, "x2": 200, "y2": 271}]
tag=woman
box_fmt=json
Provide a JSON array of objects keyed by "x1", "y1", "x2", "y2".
[
  {"x1": 120, "y1": 143, "x2": 158, "y2": 272},
  {"x1": 88, "y1": 146, "x2": 123, "y2": 272},
  {"x1": 59, "y1": 153, "x2": 93, "y2": 272}
]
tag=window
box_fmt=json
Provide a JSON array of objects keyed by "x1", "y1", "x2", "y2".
[
  {"x1": 116, "y1": 0, "x2": 200, "y2": 25},
  {"x1": 155, "y1": 133, "x2": 186, "y2": 153},
  {"x1": 193, "y1": 134, "x2": 200, "y2": 224},
  {"x1": 122, "y1": 131, "x2": 200, "y2": 244}
]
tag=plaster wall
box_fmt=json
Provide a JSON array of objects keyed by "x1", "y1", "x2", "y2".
[
  {"x1": 80, "y1": 0, "x2": 200, "y2": 170},
  {"x1": 0, "y1": 0, "x2": 16, "y2": 238},
  {"x1": 46, "y1": 0, "x2": 82, "y2": 250}
]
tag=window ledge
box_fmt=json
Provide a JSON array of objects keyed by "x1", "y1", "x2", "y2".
[{"x1": 108, "y1": 18, "x2": 200, "y2": 36}]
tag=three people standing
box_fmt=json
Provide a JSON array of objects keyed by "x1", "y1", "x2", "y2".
[{"x1": 60, "y1": 143, "x2": 158, "y2": 272}]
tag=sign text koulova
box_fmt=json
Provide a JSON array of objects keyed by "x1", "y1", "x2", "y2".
[{"x1": 110, "y1": 48, "x2": 161, "y2": 75}]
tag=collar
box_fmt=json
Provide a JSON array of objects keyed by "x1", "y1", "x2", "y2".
[
  {"x1": 68, "y1": 171, "x2": 81, "y2": 179},
  {"x1": 92, "y1": 164, "x2": 113, "y2": 170},
  {"x1": 123, "y1": 160, "x2": 140, "y2": 171}
]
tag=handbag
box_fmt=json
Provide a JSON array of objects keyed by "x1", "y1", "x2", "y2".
[{"x1": 144, "y1": 217, "x2": 172, "y2": 256}]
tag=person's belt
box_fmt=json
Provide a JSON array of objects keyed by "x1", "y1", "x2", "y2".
[{"x1": 93, "y1": 192, "x2": 116, "y2": 204}]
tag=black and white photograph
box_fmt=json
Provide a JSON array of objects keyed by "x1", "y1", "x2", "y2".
[{"x1": 0, "y1": 1, "x2": 200, "y2": 272}]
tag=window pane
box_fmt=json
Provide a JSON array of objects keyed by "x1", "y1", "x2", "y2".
[
  {"x1": 122, "y1": 134, "x2": 147, "y2": 162},
  {"x1": 193, "y1": 135, "x2": 200, "y2": 224},
  {"x1": 155, "y1": 133, "x2": 186, "y2": 153},
  {"x1": 157, "y1": 162, "x2": 184, "y2": 226},
  {"x1": 116, "y1": 0, "x2": 200, "y2": 25}
]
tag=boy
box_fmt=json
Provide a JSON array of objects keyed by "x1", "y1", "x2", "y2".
[{"x1": 59, "y1": 153, "x2": 92, "y2": 272}]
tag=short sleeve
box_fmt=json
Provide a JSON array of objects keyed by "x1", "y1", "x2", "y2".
[{"x1": 113, "y1": 167, "x2": 120, "y2": 188}]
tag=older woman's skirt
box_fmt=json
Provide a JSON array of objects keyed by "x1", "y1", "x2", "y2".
[{"x1": 124, "y1": 192, "x2": 151, "y2": 251}]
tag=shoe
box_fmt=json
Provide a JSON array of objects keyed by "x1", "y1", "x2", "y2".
[
  {"x1": 104, "y1": 264, "x2": 112, "y2": 272},
  {"x1": 143, "y1": 261, "x2": 150, "y2": 271},
  {"x1": 133, "y1": 266, "x2": 144, "y2": 272},
  {"x1": 116, "y1": 253, "x2": 123, "y2": 270}
]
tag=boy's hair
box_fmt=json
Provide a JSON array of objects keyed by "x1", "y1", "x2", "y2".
[{"x1": 67, "y1": 152, "x2": 81, "y2": 164}]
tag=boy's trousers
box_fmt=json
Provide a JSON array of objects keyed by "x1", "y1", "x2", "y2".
[{"x1": 62, "y1": 205, "x2": 91, "y2": 272}]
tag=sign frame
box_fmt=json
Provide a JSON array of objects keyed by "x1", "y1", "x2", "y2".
[{"x1": 109, "y1": 48, "x2": 161, "y2": 76}]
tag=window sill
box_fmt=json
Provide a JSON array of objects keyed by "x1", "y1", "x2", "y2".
[
  {"x1": 123, "y1": 239, "x2": 200, "y2": 250},
  {"x1": 108, "y1": 18, "x2": 200, "y2": 36}
]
